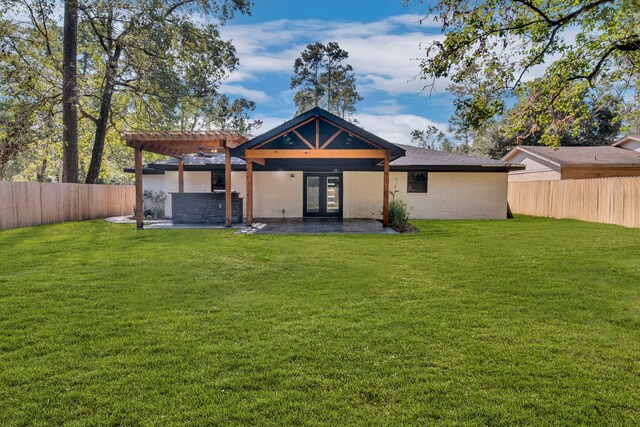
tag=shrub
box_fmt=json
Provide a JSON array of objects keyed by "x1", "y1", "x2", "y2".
[
  {"x1": 142, "y1": 190, "x2": 166, "y2": 219},
  {"x1": 389, "y1": 197, "x2": 410, "y2": 231}
]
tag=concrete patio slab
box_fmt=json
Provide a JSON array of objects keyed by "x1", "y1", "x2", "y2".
[
  {"x1": 105, "y1": 216, "x2": 244, "y2": 229},
  {"x1": 237, "y1": 219, "x2": 397, "y2": 235},
  {"x1": 106, "y1": 216, "x2": 396, "y2": 233}
]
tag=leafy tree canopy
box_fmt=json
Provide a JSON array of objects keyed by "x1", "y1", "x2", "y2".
[
  {"x1": 290, "y1": 42, "x2": 363, "y2": 118},
  {"x1": 0, "y1": 0, "x2": 257, "y2": 182},
  {"x1": 410, "y1": 0, "x2": 638, "y2": 146}
]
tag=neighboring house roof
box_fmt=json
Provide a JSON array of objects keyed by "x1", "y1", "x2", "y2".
[
  {"x1": 231, "y1": 107, "x2": 406, "y2": 160},
  {"x1": 392, "y1": 144, "x2": 522, "y2": 171},
  {"x1": 612, "y1": 134, "x2": 640, "y2": 147},
  {"x1": 502, "y1": 145, "x2": 640, "y2": 167}
]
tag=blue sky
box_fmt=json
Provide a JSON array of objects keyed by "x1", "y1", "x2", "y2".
[{"x1": 218, "y1": 0, "x2": 453, "y2": 144}]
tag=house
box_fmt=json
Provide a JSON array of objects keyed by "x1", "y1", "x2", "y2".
[
  {"x1": 124, "y1": 108, "x2": 523, "y2": 227},
  {"x1": 502, "y1": 138, "x2": 640, "y2": 182},
  {"x1": 612, "y1": 134, "x2": 640, "y2": 152}
]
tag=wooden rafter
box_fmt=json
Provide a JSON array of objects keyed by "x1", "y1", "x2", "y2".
[
  {"x1": 320, "y1": 129, "x2": 343, "y2": 149},
  {"x1": 292, "y1": 129, "x2": 315, "y2": 150},
  {"x1": 122, "y1": 130, "x2": 247, "y2": 158},
  {"x1": 252, "y1": 117, "x2": 316, "y2": 149},
  {"x1": 318, "y1": 116, "x2": 382, "y2": 149}
]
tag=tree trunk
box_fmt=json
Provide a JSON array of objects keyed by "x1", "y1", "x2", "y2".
[
  {"x1": 36, "y1": 158, "x2": 48, "y2": 182},
  {"x1": 62, "y1": 0, "x2": 79, "y2": 183},
  {"x1": 85, "y1": 45, "x2": 122, "y2": 184}
]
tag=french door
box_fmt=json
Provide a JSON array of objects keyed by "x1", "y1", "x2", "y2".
[{"x1": 303, "y1": 173, "x2": 343, "y2": 217}]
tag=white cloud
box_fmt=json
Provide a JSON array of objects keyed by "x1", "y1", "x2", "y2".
[
  {"x1": 355, "y1": 113, "x2": 447, "y2": 145},
  {"x1": 220, "y1": 15, "x2": 447, "y2": 96},
  {"x1": 251, "y1": 115, "x2": 290, "y2": 135},
  {"x1": 219, "y1": 84, "x2": 271, "y2": 102}
]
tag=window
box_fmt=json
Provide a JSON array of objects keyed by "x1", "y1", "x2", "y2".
[
  {"x1": 407, "y1": 172, "x2": 428, "y2": 193},
  {"x1": 211, "y1": 172, "x2": 225, "y2": 191}
]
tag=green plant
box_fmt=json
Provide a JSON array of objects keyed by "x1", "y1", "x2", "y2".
[
  {"x1": 142, "y1": 190, "x2": 166, "y2": 219},
  {"x1": 388, "y1": 191, "x2": 410, "y2": 231}
]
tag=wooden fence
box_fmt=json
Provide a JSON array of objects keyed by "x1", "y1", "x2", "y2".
[
  {"x1": 508, "y1": 177, "x2": 640, "y2": 228},
  {"x1": 0, "y1": 182, "x2": 135, "y2": 230}
]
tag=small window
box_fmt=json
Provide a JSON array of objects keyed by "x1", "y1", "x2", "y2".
[
  {"x1": 407, "y1": 172, "x2": 428, "y2": 193},
  {"x1": 211, "y1": 172, "x2": 225, "y2": 191}
]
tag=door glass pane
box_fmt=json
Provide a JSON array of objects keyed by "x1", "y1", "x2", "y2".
[
  {"x1": 306, "y1": 176, "x2": 320, "y2": 213},
  {"x1": 326, "y1": 176, "x2": 340, "y2": 213}
]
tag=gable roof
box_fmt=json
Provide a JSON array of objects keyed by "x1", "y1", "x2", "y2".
[
  {"x1": 231, "y1": 107, "x2": 405, "y2": 159},
  {"x1": 612, "y1": 134, "x2": 640, "y2": 148},
  {"x1": 502, "y1": 145, "x2": 640, "y2": 167},
  {"x1": 392, "y1": 144, "x2": 522, "y2": 171}
]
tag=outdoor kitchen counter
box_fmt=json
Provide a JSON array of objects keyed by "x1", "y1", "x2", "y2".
[{"x1": 170, "y1": 191, "x2": 243, "y2": 224}]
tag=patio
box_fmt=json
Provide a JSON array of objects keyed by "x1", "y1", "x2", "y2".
[
  {"x1": 238, "y1": 218, "x2": 397, "y2": 234},
  {"x1": 105, "y1": 216, "x2": 396, "y2": 234}
]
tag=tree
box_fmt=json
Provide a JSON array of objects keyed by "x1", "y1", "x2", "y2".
[
  {"x1": 290, "y1": 42, "x2": 363, "y2": 118},
  {"x1": 411, "y1": 0, "x2": 638, "y2": 146},
  {"x1": 1, "y1": 0, "x2": 254, "y2": 183},
  {"x1": 78, "y1": 0, "x2": 252, "y2": 183},
  {"x1": 1, "y1": 0, "x2": 63, "y2": 181},
  {"x1": 62, "y1": 0, "x2": 78, "y2": 182},
  {"x1": 410, "y1": 126, "x2": 461, "y2": 153},
  {"x1": 291, "y1": 42, "x2": 325, "y2": 113},
  {"x1": 467, "y1": 93, "x2": 623, "y2": 159}
]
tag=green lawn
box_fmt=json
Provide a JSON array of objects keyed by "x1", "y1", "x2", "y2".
[{"x1": 1, "y1": 217, "x2": 639, "y2": 426}]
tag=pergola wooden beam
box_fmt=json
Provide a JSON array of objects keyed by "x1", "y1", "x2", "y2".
[
  {"x1": 135, "y1": 147, "x2": 144, "y2": 229},
  {"x1": 225, "y1": 146, "x2": 232, "y2": 227},
  {"x1": 383, "y1": 149, "x2": 390, "y2": 227},
  {"x1": 246, "y1": 160, "x2": 253, "y2": 226},
  {"x1": 178, "y1": 158, "x2": 184, "y2": 193}
]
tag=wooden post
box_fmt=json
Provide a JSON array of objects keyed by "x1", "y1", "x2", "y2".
[
  {"x1": 383, "y1": 149, "x2": 390, "y2": 227},
  {"x1": 135, "y1": 146, "x2": 144, "y2": 229},
  {"x1": 246, "y1": 160, "x2": 253, "y2": 226},
  {"x1": 178, "y1": 158, "x2": 184, "y2": 193},
  {"x1": 225, "y1": 145, "x2": 232, "y2": 227},
  {"x1": 315, "y1": 117, "x2": 320, "y2": 149}
]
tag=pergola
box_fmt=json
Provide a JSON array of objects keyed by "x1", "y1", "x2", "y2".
[{"x1": 122, "y1": 130, "x2": 247, "y2": 228}]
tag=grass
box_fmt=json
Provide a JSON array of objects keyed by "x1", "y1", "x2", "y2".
[{"x1": 0, "y1": 216, "x2": 639, "y2": 426}]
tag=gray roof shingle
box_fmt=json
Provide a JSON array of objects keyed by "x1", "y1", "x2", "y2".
[
  {"x1": 509, "y1": 146, "x2": 640, "y2": 166},
  {"x1": 391, "y1": 144, "x2": 517, "y2": 168}
]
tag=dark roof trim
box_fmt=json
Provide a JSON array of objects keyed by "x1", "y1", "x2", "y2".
[
  {"x1": 389, "y1": 165, "x2": 521, "y2": 172},
  {"x1": 123, "y1": 166, "x2": 164, "y2": 175},
  {"x1": 147, "y1": 164, "x2": 246, "y2": 172},
  {"x1": 231, "y1": 107, "x2": 405, "y2": 159},
  {"x1": 125, "y1": 164, "x2": 514, "y2": 174}
]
